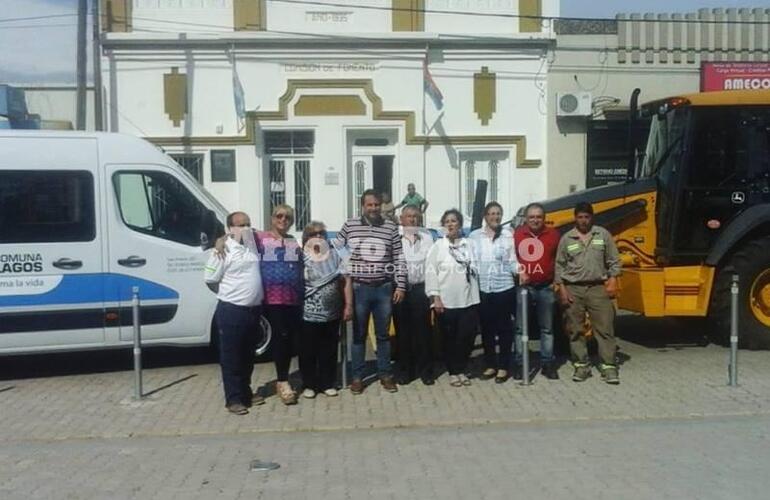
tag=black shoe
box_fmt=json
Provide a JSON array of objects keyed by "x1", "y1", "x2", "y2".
[
  {"x1": 541, "y1": 364, "x2": 559, "y2": 380},
  {"x1": 226, "y1": 403, "x2": 248, "y2": 415},
  {"x1": 420, "y1": 376, "x2": 435, "y2": 386},
  {"x1": 396, "y1": 374, "x2": 411, "y2": 385},
  {"x1": 512, "y1": 365, "x2": 523, "y2": 381}
]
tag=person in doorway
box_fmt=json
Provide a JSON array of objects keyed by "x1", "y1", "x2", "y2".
[
  {"x1": 513, "y1": 202, "x2": 561, "y2": 380},
  {"x1": 299, "y1": 221, "x2": 353, "y2": 399},
  {"x1": 204, "y1": 211, "x2": 264, "y2": 415},
  {"x1": 469, "y1": 202, "x2": 517, "y2": 383},
  {"x1": 257, "y1": 204, "x2": 304, "y2": 404},
  {"x1": 554, "y1": 202, "x2": 622, "y2": 384},
  {"x1": 393, "y1": 205, "x2": 435, "y2": 386},
  {"x1": 395, "y1": 183, "x2": 429, "y2": 217},
  {"x1": 426, "y1": 209, "x2": 480, "y2": 388},
  {"x1": 336, "y1": 189, "x2": 406, "y2": 395}
]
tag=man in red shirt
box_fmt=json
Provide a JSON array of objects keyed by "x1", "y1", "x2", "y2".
[{"x1": 513, "y1": 202, "x2": 561, "y2": 379}]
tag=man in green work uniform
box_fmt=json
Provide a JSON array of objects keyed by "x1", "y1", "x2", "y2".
[{"x1": 554, "y1": 202, "x2": 621, "y2": 384}]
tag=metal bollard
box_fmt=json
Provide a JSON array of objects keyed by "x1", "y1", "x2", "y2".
[
  {"x1": 519, "y1": 287, "x2": 531, "y2": 386},
  {"x1": 132, "y1": 286, "x2": 144, "y2": 399},
  {"x1": 729, "y1": 275, "x2": 739, "y2": 387},
  {"x1": 339, "y1": 321, "x2": 348, "y2": 389}
]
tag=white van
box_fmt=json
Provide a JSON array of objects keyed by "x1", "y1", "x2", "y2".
[{"x1": 0, "y1": 131, "x2": 268, "y2": 355}]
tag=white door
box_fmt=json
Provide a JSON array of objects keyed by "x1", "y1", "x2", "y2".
[
  {"x1": 106, "y1": 164, "x2": 214, "y2": 343},
  {"x1": 0, "y1": 137, "x2": 105, "y2": 352}
]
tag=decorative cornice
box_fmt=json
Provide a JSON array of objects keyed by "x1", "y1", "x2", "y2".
[{"x1": 147, "y1": 78, "x2": 541, "y2": 167}]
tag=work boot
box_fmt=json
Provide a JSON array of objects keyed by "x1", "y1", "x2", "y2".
[
  {"x1": 600, "y1": 364, "x2": 620, "y2": 385},
  {"x1": 572, "y1": 363, "x2": 592, "y2": 382}
]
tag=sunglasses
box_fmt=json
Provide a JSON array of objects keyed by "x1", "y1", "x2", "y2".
[
  {"x1": 273, "y1": 213, "x2": 292, "y2": 220},
  {"x1": 233, "y1": 222, "x2": 251, "y2": 228}
]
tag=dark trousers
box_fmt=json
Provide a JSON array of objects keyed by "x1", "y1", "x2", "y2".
[
  {"x1": 479, "y1": 289, "x2": 515, "y2": 371},
  {"x1": 299, "y1": 319, "x2": 340, "y2": 392},
  {"x1": 393, "y1": 283, "x2": 433, "y2": 381},
  {"x1": 438, "y1": 305, "x2": 479, "y2": 375},
  {"x1": 264, "y1": 304, "x2": 302, "y2": 382},
  {"x1": 214, "y1": 301, "x2": 261, "y2": 406}
]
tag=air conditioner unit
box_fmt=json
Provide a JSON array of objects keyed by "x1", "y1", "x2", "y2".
[{"x1": 556, "y1": 92, "x2": 592, "y2": 117}]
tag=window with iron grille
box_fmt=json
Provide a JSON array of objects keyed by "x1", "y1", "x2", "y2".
[
  {"x1": 489, "y1": 159, "x2": 498, "y2": 203},
  {"x1": 269, "y1": 160, "x2": 286, "y2": 209},
  {"x1": 264, "y1": 130, "x2": 315, "y2": 154},
  {"x1": 354, "y1": 160, "x2": 366, "y2": 217},
  {"x1": 464, "y1": 159, "x2": 475, "y2": 218},
  {"x1": 294, "y1": 160, "x2": 311, "y2": 229},
  {"x1": 170, "y1": 154, "x2": 204, "y2": 184}
]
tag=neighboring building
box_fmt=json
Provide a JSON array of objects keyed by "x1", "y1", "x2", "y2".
[
  {"x1": 547, "y1": 8, "x2": 770, "y2": 196},
  {"x1": 99, "y1": 0, "x2": 557, "y2": 230},
  {"x1": 23, "y1": 86, "x2": 96, "y2": 130}
]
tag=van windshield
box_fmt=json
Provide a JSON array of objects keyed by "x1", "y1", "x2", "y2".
[{"x1": 640, "y1": 107, "x2": 689, "y2": 180}]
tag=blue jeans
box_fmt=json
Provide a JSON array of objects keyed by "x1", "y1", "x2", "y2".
[
  {"x1": 514, "y1": 284, "x2": 555, "y2": 364},
  {"x1": 352, "y1": 282, "x2": 393, "y2": 379}
]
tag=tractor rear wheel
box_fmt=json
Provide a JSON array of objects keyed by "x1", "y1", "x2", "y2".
[{"x1": 709, "y1": 236, "x2": 770, "y2": 350}]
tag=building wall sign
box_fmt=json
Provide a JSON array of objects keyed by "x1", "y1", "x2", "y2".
[
  {"x1": 282, "y1": 62, "x2": 379, "y2": 74},
  {"x1": 701, "y1": 62, "x2": 770, "y2": 92},
  {"x1": 305, "y1": 11, "x2": 352, "y2": 23}
]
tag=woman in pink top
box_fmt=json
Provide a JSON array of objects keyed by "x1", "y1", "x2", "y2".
[{"x1": 257, "y1": 204, "x2": 303, "y2": 405}]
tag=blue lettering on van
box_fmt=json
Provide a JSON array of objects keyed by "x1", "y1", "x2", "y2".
[
  {"x1": 0, "y1": 273, "x2": 179, "y2": 308},
  {"x1": 0, "y1": 253, "x2": 43, "y2": 274}
]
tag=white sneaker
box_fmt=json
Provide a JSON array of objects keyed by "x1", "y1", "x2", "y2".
[
  {"x1": 449, "y1": 375, "x2": 462, "y2": 387},
  {"x1": 458, "y1": 374, "x2": 471, "y2": 386},
  {"x1": 302, "y1": 388, "x2": 316, "y2": 399},
  {"x1": 323, "y1": 388, "x2": 339, "y2": 397}
]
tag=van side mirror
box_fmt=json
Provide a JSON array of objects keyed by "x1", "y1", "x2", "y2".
[{"x1": 200, "y1": 209, "x2": 224, "y2": 250}]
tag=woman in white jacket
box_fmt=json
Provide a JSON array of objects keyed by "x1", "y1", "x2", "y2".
[{"x1": 425, "y1": 209, "x2": 480, "y2": 387}]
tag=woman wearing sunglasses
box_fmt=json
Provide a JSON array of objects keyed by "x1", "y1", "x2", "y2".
[
  {"x1": 298, "y1": 222, "x2": 353, "y2": 398},
  {"x1": 257, "y1": 205, "x2": 304, "y2": 405},
  {"x1": 425, "y1": 209, "x2": 480, "y2": 388}
]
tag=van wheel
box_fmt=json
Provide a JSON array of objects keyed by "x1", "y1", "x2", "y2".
[
  {"x1": 709, "y1": 236, "x2": 770, "y2": 350},
  {"x1": 255, "y1": 314, "x2": 273, "y2": 360},
  {"x1": 209, "y1": 315, "x2": 273, "y2": 361}
]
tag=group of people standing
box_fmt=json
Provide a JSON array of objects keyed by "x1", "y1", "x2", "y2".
[{"x1": 204, "y1": 188, "x2": 622, "y2": 415}]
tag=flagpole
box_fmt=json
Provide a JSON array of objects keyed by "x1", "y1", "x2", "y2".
[{"x1": 422, "y1": 45, "x2": 428, "y2": 227}]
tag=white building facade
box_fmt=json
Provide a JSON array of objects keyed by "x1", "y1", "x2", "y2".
[{"x1": 100, "y1": 0, "x2": 557, "y2": 230}]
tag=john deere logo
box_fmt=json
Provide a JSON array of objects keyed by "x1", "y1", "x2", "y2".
[{"x1": 731, "y1": 191, "x2": 746, "y2": 204}]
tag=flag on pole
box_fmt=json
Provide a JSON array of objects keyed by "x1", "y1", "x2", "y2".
[
  {"x1": 229, "y1": 51, "x2": 246, "y2": 121},
  {"x1": 423, "y1": 54, "x2": 443, "y2": 111}
]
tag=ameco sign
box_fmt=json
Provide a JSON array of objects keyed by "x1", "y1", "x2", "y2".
[{"x1": 701, "y1": 62, "x2": 770, "y2": 92}]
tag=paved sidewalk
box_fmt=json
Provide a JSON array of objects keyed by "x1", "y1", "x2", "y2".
[
  {"x1": 2, "y1": 317, "x2": 770, "y2": 442},
  {"x1": 2, "y1": 415, "x2": 769, "y2": 500}
]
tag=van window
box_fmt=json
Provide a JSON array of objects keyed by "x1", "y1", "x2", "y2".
[
  {"x1": 113, "y1": 171, "x2": 204, "y2": 246},
  {"x1": 0, "y1": 170, "x2": 95, "y2": 243}
]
